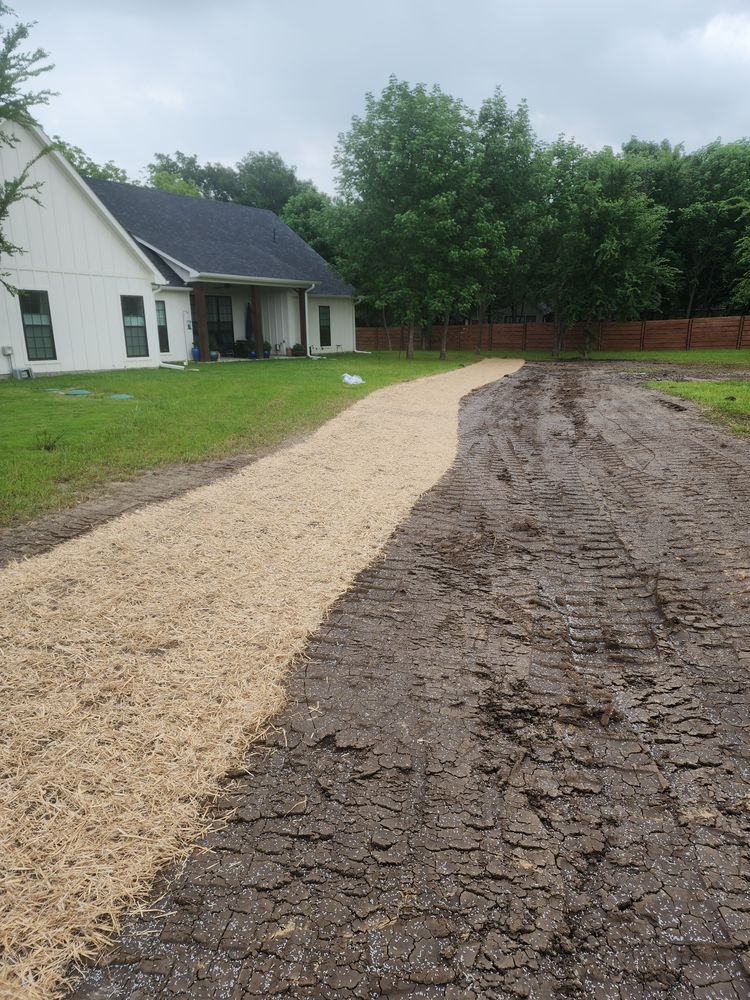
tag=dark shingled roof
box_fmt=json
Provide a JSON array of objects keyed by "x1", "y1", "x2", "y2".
[{"x1": 85, "y1": 178, "x2": 353, "y2": 297}]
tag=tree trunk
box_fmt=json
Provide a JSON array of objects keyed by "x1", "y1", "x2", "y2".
[
  {"x1": 553, "y1": 311, "x2": 566, "y2": 358},
  {"x1": 382, "y1": 305, "x2": 392, "y2": 352},
  {"x1": 406, "y1": 320, "x2": 415, "y2": 361},
  {"x1": 583, "y1": 319, "x2": 594, "y2": 360},
  {"x1": 440, "y1": 311, "x2": 449, "y2": 360},
  {"x1": 686, "y1": 281, "x2": 697, "y2": 319}
]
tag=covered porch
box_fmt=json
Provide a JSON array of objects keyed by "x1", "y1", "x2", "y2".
[{"x1": 190, "y1": 280, "x2": 312, "y2": 361}]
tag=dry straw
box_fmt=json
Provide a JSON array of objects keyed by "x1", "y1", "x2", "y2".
[{"x1": 0, "y1": 359, "x2": 521, "y2": 998}]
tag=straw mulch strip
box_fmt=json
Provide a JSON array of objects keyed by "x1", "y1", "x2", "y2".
[{"x1": 0, "y1": 359, "x2": 522, "y2": 998}]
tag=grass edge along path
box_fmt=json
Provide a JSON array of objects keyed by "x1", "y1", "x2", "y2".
[
  {"x1": 652, "y1": 378, "x2": 750, "y2": 434},
  {"x1": 0, "y1": 359, "x2": 522, "y2": 999},
  {"x1": 0, "y1": 353, "x2": 476, "y2": 526}
]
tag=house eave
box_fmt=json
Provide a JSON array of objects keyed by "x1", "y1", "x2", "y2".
[
  {"x1": 193, "y1": 273, "x2": 318, "y2": 289},
  {"x1": 133, "y1": 238, "x2": 195, "y2": 281}
]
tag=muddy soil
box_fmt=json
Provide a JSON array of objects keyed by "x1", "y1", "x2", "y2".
[{"x1": 70, "y1": 364, "x2": 749, "y2": 999}]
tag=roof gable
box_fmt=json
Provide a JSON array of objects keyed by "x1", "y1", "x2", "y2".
[
  {"x1": 4, "y1": 124, "x2": 161, "y2": 283},
  {"x1": 84, "y1": 179, "x2": 353, "y2": 297}
]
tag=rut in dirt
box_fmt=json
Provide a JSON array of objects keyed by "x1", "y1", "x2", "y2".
[{"x1": 71, "y1": 365, "x2": 750, "y2": 999}]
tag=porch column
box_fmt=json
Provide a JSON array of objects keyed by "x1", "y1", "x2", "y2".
[
  {"x1": 193, "y1": 282, "x2": 210, "y2": 362},
  {"x1": 297, "y1": 288, "x2": 308, "y2": 354},
  {"x1": 251, "y1": 286, "x2": 263, "y2": 354}
]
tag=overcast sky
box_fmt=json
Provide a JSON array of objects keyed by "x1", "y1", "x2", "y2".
[{"x1": 11, "y1": 0, "x2": 750, "y2": 193}]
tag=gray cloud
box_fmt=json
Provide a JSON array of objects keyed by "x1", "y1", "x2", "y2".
[{"x1": 12, "y1": 0, "x2": 750, "y2": 192}]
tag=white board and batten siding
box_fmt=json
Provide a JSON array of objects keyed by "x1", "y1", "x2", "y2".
[
  {"x1": 0, "y1": 126, "x2": 183, "y2": 376},
  {"x1": 308, "y1": 296, "x2": 356, "y2": 354}
]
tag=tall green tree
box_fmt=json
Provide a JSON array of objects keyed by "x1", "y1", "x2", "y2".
[
  {"x1": 280, "y1": 185, "x2": 339, "y2": 261},
  {"x1": 675, "y1": 141, "x2": 750, "y2": 317},
  {"x1": 539, "y1": 142, "x2": 674, "y2": 354},
  {"x1": 234, "y1": 150, "x2": 302, "y2": 213},
  {"x1": 0, "y1": 3, "x2": 54, "y2": 291},
  {"x1": 145, "y1": 148, "x2": 310, "y2": 213},
  {"x1": 334, "y1": 77, "x2": 497, "y2": 359},
  {"x1": 731, "y1": 208, "x2": 750, "y2": 312},
  {"x1": 622, "y1": 137, "x2": 750, "y2": 317},
  {"x1": 477, "y1": 89, "x2": 546, "y2": 321}
]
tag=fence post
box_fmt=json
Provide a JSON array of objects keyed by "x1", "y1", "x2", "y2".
[
  {"x1": 736, "y1": 315, "x2": 745, "y2": 350},
  {"x1": 639, "y1": 321, "x2": 646, "y2": 351},
  {"x1": 522, "y1": 322, "x2": 528, "y2": 351},
  {"x1": 686, "y1": 318, "x2": 694, "y2": 350}
]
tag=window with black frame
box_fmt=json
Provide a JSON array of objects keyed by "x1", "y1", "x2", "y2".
[
  {"x1": 319, "y1": 304, "x2": 331, "y2": 347},
  {"x1": 121, "y1": 295, "x2": 149, "y2": 357},
  {"x1": 19, "y1": 290, "x2": 56, "y2": 360},
  {"x1": 155, "y1": 300, "x2": 169, "y2": 352}
]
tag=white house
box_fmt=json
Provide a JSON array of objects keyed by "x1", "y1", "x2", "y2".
[{"x1": 0, "y1": 125, "x2": 356, "y2": 376}]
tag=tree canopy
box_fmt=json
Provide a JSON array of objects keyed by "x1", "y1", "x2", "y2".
[
  {"x1": 0, "y1": 2, "x2": 54, "y2": 291},
  {"x1": 329, "y1": 79, "x2": 750, "y2": 355},
  {"x1": 144, "y1": 147, "x2": 315, "y2": 213},
  {"x1": 333, "y1": 77, "x2": 501, "y2": 358},
  {"x1": 53, "y1": 136, "x2": 130, "y2": 182}
]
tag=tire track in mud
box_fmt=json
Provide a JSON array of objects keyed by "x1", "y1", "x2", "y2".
[{"x1": 70, "y1": 365, "x2": 750, "y2": 999}]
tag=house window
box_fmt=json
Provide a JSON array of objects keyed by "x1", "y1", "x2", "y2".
[
  {"x1": 155, "y1": 300, "x2": 169, "y2": 353},
  {"x1": 19, "y1": 290, "x2": 56, "y2": 360},
  {"x1": 319, "y1": 305, "x2": 331, "y2": 348},
  {"x1": 121, "y1": 295, "x2": 149, "y2": 357},
  {"x1": 190, "y1": 294, "x2": 235, "y2": 353}
]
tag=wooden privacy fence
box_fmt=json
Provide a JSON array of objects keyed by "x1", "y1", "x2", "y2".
[{"x1": 356, "y1": 316, "x2": 750, "y2": 353}]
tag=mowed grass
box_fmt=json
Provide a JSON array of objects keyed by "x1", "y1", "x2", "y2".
[
  {"x1": 0, "y1": 353, "x2": 483, "y2": 525},
  {"x1": 652, "y1": 379, "x2": 750, "y2": 434}
]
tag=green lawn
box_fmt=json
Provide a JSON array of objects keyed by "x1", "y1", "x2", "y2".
[
  {"x1": 651, "y1": 379, "x2": 750, "y2": 434},
  {"x1": 0, "y1": 353, "x2": 485, "y2": 525}
]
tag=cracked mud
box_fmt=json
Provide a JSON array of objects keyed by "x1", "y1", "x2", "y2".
[{"x1": 70, "y1": 365, "x2": 750, "y2": 999}]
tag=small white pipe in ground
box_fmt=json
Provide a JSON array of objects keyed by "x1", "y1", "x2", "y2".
[
  {"x1": 159, "y1": 362, "x2": 187, "y2": 371},
  {"x1": 353, "y1": 349, "x2": 372, "y2": 354}
]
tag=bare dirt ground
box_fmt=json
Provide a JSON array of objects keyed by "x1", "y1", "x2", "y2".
[{"x1": 60, "y1": 363, "x2": 750, "y2": 998}]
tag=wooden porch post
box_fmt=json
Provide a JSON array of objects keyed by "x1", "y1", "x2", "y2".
[
  {"x1": 297, "y1": 288, "x2": 308, "y2": 354},
  {"x1": 193, "y1": 282, "x2": 210, "y2": 362},
  {"x1": 251, "y1": 286, "x2": 263, "y2": 354}
]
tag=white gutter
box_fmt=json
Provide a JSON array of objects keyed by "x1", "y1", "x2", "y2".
[{"x1": 193, "y1": 272, "x2": 318, "y2": 288}]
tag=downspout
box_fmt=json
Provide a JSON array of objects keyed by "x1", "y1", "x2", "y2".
[{"x1": 301, "y1": 283, "x2": 315, "y2": 356}]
